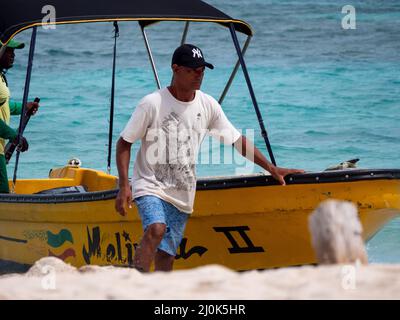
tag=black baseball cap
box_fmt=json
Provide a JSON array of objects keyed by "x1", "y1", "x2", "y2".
[{"x1": 172, "y1": 44, "x2": 214, "y2": 70}]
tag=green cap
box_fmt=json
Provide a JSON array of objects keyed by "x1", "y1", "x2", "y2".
[{"x1": 1, "y1": 39, "x2": 25, "y2": 49}]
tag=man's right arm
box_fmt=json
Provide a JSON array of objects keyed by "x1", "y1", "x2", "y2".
[
  {"x1": 115, "y1": 99, "x2": 153, "y2": 216},
  {"x1": 115, "y1": 137, "x2": 133, "y2": 216}
]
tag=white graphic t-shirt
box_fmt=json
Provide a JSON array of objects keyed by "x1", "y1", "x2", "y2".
[{"x1": 120, "y1": 88, "x2": 241, "y2": 214}]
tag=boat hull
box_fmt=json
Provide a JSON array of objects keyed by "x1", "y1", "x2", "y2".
[{"x1": 1, "y1": 169, "x2": 399, "y2": 271}]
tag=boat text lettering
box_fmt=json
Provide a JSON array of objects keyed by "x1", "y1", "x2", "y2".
[{"x1": 213, "y1": 226, "x2": 265, "y2": 253}]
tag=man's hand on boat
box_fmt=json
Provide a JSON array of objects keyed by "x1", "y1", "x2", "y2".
[
  {"x1": 233, "y1": 136, "x2": 305, "y2": 185},
  {"x1": 268, "y1": 166, "x2": 305, "y2": 186},
  {"x1": 115, "y1": 185, "x2": 132, "y2": 216}
]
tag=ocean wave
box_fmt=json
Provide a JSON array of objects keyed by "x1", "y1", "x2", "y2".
[{"x1": 304, "y1": 130, "x2": 330, "y2": 136}]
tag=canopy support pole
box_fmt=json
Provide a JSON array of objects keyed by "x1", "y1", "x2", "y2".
[
  {"x1": 140, "y1": 24, "x2": 161, "y2": 89},
  {"x1": 219, "y1": 35, "x2": 251, "y2": 105},
  {"x1": 107, "y1": 21, "x2": 119, "y2": 174},
  {"x1": 11, "y1": 26, "x2": 37, "y2": 193},
  {"x1": 229, "y1": 23, "x2": 277, "y2": 167},
  {"x1": 181, "y1": 22, "x2": 190, "y2": 45},
  {"x1": 0, "y1": 45, "x2": 6, "y2": 60}
]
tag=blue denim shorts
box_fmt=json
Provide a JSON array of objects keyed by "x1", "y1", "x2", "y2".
[{"x1": 134, "y1": 195, "x2": 190, "y2": 256}]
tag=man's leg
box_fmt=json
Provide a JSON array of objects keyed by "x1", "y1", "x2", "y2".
[
  {"x1": 153, "y1": 202, "x2": 190, "y2": 272},
  {"x1": 0, "y1": 155, "x2": 9, "y2": 193},
  {"x1": 134, "y1": 223, "x2": 166, "y2": 272},
  {"x1": 154, "y1": 249, "x2": 175, "y2": 272}
]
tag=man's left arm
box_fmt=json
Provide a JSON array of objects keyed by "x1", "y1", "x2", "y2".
[
  {"x1": 233, "y1": 135, "x2": 305, "y2": 185},
  {"x1": 207, "y1": 98, "x2": 304, "y2": 184}
]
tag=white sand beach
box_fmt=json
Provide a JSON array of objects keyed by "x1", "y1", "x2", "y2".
[{"x1": 0, "y1": 257, "x2": 399, "y2": 300}]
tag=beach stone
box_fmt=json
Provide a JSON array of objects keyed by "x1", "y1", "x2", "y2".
[
  {"x1": 26, "y1": 257, "x2": 77, "y2": 277},
  {"x1": 309, "y1": 200, "x2": 368, "y2": 265},
  {"x1": 79, "y1": 265, "x2": 105, "y2": 273},
  {"x1": 79, "y1": 265, "x2": 135, "y2": 274}
]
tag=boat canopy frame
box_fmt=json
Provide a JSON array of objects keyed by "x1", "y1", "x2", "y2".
[
  {"x1": 0, "y1": 0, "x2": 278, "y2": 188},
  {"x1": 0, "y1": 0, "x2": 254, "y2": 44}
]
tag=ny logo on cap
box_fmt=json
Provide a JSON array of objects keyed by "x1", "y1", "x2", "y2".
[{"x1": 192, "y1": 48, "x2": 203, "y2": 59}]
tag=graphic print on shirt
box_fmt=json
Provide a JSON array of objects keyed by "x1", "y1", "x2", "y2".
[{"x1": 154, "y1": 112, "x2": 197, "y2": 192}]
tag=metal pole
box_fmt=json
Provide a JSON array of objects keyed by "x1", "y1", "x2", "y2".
[
  {"x1": 0, "y1": 45, "x2": 6, "y2": 60},
  {"x1": 140, "y1": 25, "x2": 161, "y2": 89},
  {"x1": 181, "y1": 22, "x2": 190, "y2": 45},
  {"x1": 12, "y1": 27, "x2": 37, "y2": 192},
  {"x1": 219, "y1": 35, "x2": 251, "y2": 105},
  {"x1": 229, "y1": 23, "x2": 277, "y2": 166},
  {"x1": 107, "y1": 21, "x2": 119, "y2": 174}
]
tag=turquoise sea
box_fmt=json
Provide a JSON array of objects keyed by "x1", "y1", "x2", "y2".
[{"x1": 5, "y1": 0, "x2": 400, "y2": 263}]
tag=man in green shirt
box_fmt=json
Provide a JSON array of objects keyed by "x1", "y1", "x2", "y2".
[{"x1": 0, "y1": 39, "x2": 40, "y2": 193}]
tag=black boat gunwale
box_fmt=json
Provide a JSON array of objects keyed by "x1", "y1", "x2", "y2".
[{"x1": 0, "y1": 169, "x2": 399, "y2": 204}]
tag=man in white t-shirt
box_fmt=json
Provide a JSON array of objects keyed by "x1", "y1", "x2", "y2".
[{"x1": 115, "y1": 44, "x2": 304, "y2": 272}]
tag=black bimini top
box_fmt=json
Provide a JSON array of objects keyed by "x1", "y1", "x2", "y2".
[{"x1": 0, "y1": 0, "x2": 253, "y2": 44}]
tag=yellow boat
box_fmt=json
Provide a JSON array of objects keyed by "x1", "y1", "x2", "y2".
[
  {"x1": 1, "y1": 1, "x2": 399, "y2": 272},
  {"x1": 1, "y1": 165, "x2": 399, "y2": 272}
]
